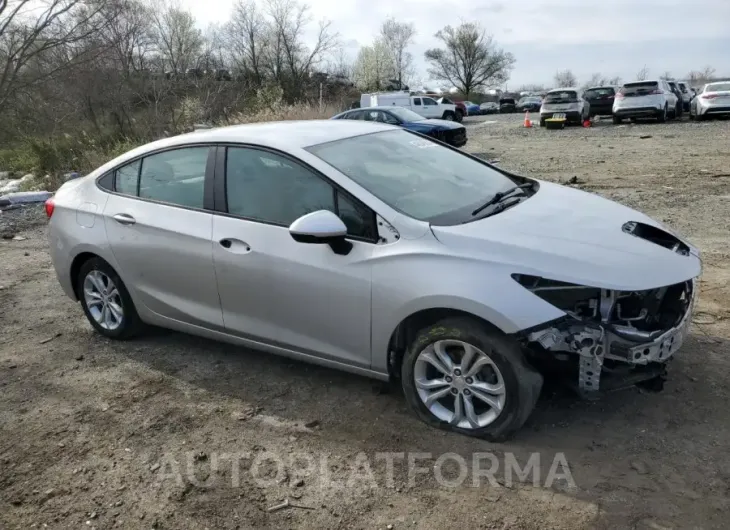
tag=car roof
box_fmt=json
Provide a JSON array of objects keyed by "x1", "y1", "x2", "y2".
[
  {"x1": 547, "y1": 87, "x2": 579, "y2": 93},
  {"x1": 94, "y1": 120, "x2": 394, "y2": 176}
]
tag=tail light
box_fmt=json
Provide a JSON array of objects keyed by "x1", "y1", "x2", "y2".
[
  {"x1": 650, "y1": 89, "x2": 662, "y2": 94},
  {"x1": 44, "y1": 198, "x2": 55, "y2": 218},
  {"x1": 615, "y1": 92, "x2": 625, "y2": 99},
  {"x1": 701, "y1": 93, "x2": 718, "y2": 99}
]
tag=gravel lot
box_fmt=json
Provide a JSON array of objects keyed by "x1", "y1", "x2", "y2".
[{"x1": 2, "y1": 114, "x2": 730, "y2": 529}]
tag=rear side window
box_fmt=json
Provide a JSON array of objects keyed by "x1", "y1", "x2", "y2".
[
  {"x1": 621, "y1": 82, "x2": 659, "y2": 95},
  {"x1": 115, "y1": 160, "x2": 140, "y2": 195},
  {"x1": 544, "y1": 91, "x2": 578, "y2": 103},
  {"x1": 138, "y1": 147, "x2": 209, "y2": 209},
  {"x1": 413, "y1": 98, "x2": 422, "y2": 106},
  {"x1": 584, "y1": 87, "x2": 615, "y2": 98}
]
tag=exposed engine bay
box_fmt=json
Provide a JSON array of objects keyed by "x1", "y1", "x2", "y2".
[{"x1": 517, "y1": 274, "x2": 695, "y2": 395}]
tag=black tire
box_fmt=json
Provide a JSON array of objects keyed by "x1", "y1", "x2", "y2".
[
  {"x1": 401, "y1": 317, "x2": 543, "y2": 441},
  {"x1": 696, "y1": 113, "x2": 706, "y2": 122},
  {"x1": 455, "y1": 109, "x2": 464, "y2": 122},
  {"x1": 76, "y1": 257, "x2": 145, "y2": 340},
  {"x1": 442, "y1": 111, "x2": 455, "y2": 121},
  {"x1": 657, "y1": 105, "x2": 667, "y2": 123},
  {"x1": 540, "y1": 118, "x2": 546, "y2": 127},
  {"x1": 613, "y1": 116, "x2": 622, "y2": 124},
  {"x1": 689, "y1": 108, "x2": 695, "y2": 121}
]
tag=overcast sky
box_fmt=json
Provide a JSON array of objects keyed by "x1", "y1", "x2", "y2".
[{"x1": 181, "y1": 0, "x2": 730, "y2": 88}]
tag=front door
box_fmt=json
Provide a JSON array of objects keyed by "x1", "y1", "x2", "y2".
[
  {"x1": 103, "y1": 146, "x2": 223, "y2": 328},
  {"x1": 211, "y1": 146, "x2": 376, "y2": 368}
]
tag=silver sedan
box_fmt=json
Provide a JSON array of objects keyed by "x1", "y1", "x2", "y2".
[
  {"x1": 47, "y1": 121, "x2": 700, "y2": 440},
  {"x1": 690, "y1": 81, "x2": 730, "y2": 120}
]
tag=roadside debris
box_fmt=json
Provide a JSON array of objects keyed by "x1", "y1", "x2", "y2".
[
  {"x1": 0, "y1": 191, "x2": 53, "y2": 208},
  {"x1": 639, "y1": 135, "x2": 653, "y2": 139},
  {"x1": 0, "y1": 174, "x2": 34, "y2": 194},
  {"x1": 39, "y1": 333, "x2": 62, "y2": 345},
  {"x1": 266, "y1": 498, "x2": 316, "y2": 513}
]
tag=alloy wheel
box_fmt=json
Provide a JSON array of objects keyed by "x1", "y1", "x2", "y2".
[
  {"x1": 83, "y1": 270, "x2": 124, "y2": 331},
  {"x1": 413, "y1": 339, "x2": 506, "y2": 429}
]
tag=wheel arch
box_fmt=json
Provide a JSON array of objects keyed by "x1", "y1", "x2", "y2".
[{"x1": 385, "y1": 307, "x2": 505, "y2": 381}]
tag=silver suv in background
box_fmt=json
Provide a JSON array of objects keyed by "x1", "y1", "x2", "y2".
[
  {"x1": 690, "y1": 81, "x2": 730, "y2": 121},
  {"x1": 613, "y1": 80, "x2": 679, "y2": 123},
  {"x1": 539, "y1": 87, "x2": 590, "y2": 126}
]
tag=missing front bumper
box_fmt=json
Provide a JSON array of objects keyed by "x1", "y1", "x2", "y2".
[{"x1": 526, "y1": 280, "x2": 696, "y2": 395}]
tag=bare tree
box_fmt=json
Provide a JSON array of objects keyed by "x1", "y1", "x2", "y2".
[
  {"x1": 636, "y1": 65, "x2": 649, "y2": 81},
  {"x1": 151, "y1": 0, "x2": 203, "y2": 74},
  {"x1": 582, "y1": 72, "x2": 608, "y2": 88},
  {"x1": 379, "y1": 17, "x2": 414, "y2": 88},
  {"x1": 607, "y1": 75, "x2": 622, "y2": 86},
  {"x1": 660, "y1": 71, "x2": 673, "y2": 80},
  {"x1": 553, "y1": 69, "x2": 577, "y2": 87},
  {"x1": 265, "y1": 0, "x2": 338, "y2": 98},
  {"x1": 224, "y1": 0, "x2": 268, "y2": 87},
  {"x1": 352, "y1": 38, "x2": 393, "y2": 91},
  {"x1": 0, "y1": 0, "x2": 114, "y2": 113},
  {"x1": 424, "y1": 23, "x2": 514, "y2": 99}
]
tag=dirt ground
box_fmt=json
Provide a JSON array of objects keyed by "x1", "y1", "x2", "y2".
[{"x1": 1, "y1": 114, "x2": 730, "y2": 530}]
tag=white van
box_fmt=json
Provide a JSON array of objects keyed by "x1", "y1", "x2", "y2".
[{"x1": 360, "y1": 92, "x2": 458, "y2": 121}]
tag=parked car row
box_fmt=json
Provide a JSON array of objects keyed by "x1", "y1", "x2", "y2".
[{"x1": 535, "y1": 80, "x2": 730, "y2": 126}]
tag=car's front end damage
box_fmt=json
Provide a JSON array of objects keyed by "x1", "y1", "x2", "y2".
[{"x1": 518, "y1": 273, "x2": 697, "y2": 396}]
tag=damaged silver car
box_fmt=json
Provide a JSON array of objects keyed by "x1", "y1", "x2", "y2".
[{"x1": 46, "y1": 121, "x2": 701, "y2": 441}]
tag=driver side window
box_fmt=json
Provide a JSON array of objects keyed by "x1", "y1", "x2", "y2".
[{"x1": 225, "y1": 147, "x2": 377, "y2": 240}]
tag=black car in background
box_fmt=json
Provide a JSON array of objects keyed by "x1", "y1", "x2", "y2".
[
  {"x1": 584, "y1": 86, "x2": 617, "y2": 117},
  {"x1": 499, "y1": 97, "x2": 517, "y2": 113},
  {"x1": 517, "y1": 96, "x2": 542, "y2": 112}
]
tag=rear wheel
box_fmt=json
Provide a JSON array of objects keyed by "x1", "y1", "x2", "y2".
[
  {"x1": 540, "y1": 118, "x2": 546, "y2": 127},
  {"x1": 613, "y1": 116, "x2": 622, "y2": 124},
  {"x1": 442, "y1": 111, "x2": 455, "y2": 121},
  {"x1": 77, "y1": 258, "x2": 144, "y2": 339},
  {"x1": 455, "y1": 109, "x2": 464, "y2": 122},
  {"x1": 657, "y1": 105, "x2": 667, "y2": 123},
  {"x1": 401, "y1": 317, "x2": 543, "y2": 441}
]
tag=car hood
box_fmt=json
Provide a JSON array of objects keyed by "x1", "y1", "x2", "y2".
[
  {"x1": 406, "y1": 119, "x2": 463, "y2": 131},
  {"x1": 430, "y1": 180, "x2": 701, "y2": 291}
]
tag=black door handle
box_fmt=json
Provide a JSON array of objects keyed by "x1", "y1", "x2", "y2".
[{"x1": 219, "y1": 239, "x2": 232, "y2": 249}]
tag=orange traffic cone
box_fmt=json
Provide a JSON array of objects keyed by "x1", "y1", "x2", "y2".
[{"x1": 524, "y1": 111, "x2": 532, "y2": 128}]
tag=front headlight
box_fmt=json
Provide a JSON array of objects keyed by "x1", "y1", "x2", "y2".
[{"x1": 511, "y1": 274, "x2": 600, "y2": 313}]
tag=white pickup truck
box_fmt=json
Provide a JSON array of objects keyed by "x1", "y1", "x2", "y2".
[{"x1": 360, "y1": 92, "x2": 458, "y2": 121}]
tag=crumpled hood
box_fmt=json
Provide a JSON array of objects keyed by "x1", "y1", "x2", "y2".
[{"x1": 430, "y1": 180, "x2": 701, "y2": 291}]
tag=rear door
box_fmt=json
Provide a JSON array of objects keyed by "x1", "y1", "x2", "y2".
[
  {"x1": 103, "y1": 145, "x2": 223, "y2": 327},
  {"x1": 210, "y1": 145, "x2": 377, "y2": 368}
]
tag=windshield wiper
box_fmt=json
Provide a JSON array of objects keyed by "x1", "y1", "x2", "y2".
[{"x1": 471, "y1": 183, "x2": 533, "y2": 216}]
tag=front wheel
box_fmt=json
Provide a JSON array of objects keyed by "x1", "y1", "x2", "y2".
[
  {"x1": 455, "y1": 109, "x2": 464, "y2": 122},
  {"x1": 401, "y1": 317, "x2": 543, "y2": 441},
  {"x1": 77, "y1": 258, "x2": 145, "y2": 339}
]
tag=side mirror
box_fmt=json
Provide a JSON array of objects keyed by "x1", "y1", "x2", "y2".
[{"x1": 289, "y1": 210, "x2": 352, "y2": 255}]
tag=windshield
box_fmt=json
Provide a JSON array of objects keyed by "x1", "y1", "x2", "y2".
[
  {"x1": 387, "y1": 107, "x2": 424, "y2": 122},
  {"x1": 306, "y1": 129, "x2": 516, "y2": 224},
  {"x1": 544, "y1": 91, "x2": 578, "y2": 103},
  {"x1": 620, "y1": 82, "x2": 659, "y2": 96},
  {"x1": 677, "y1": 82, "x2": 688, "y2": 93},
  {"x1": 706, "y1": 82, "x2": 730, "y2": 92}
]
